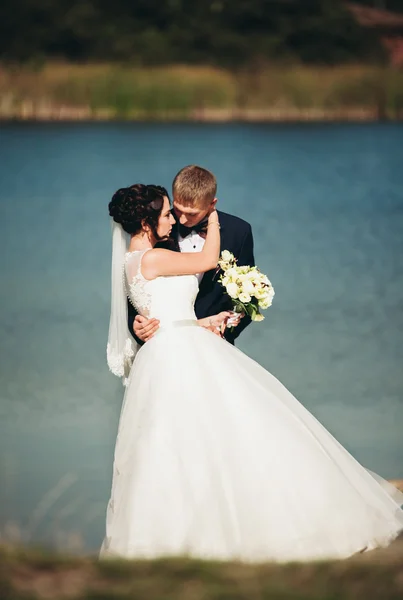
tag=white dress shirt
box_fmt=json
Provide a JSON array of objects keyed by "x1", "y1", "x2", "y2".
[{"x1": 178, "y1": 231, "x2": 205, "y2": 284}]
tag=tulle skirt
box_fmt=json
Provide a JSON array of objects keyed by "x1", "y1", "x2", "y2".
[{"x1": 100, "y1": 322, "x2": 403, "y2": 562}]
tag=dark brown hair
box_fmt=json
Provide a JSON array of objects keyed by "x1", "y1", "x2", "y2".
[{"x1": 109, "y1": 184, "x2": 169, "y2": 240}]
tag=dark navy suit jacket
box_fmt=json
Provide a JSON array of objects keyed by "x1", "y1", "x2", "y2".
[{"x1": 128, "y1": 210, "x2": 255, "y2": 345}]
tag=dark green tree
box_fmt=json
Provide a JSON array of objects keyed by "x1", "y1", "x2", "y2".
[{"x1": 0, "y1": 0, "x2": 385, "y2": 65}]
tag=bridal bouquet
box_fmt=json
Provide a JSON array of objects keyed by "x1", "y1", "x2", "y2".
[{"x1": 217, "y1": 251, "x2": 274, "y2": 322}]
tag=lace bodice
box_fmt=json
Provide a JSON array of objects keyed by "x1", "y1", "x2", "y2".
[{"x1": 125, "y1": 249, "x2": 199, "y2": 326}]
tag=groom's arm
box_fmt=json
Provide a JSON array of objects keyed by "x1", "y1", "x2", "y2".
[
  {"x1": 128, "y1": 300, "x2": 144, "y2": 346},
  {"x1": 224, "y1": 224, "x2": 255, "y2": 343},
  {"x1": 128, "y1": 301, "x2": 160, "y2": 345}
]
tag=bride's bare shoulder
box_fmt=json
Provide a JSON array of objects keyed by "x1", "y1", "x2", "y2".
[
  {"x1": 141, "y1": 248, "x2": 177, "y2": 278},
  {"x1": 142, "y1": 248, "x2": 173, "y2": 266}
]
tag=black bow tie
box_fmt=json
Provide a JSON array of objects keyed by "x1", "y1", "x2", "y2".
[{"x1": 178, "y1": 219, "x2": 208, "y2": 239}]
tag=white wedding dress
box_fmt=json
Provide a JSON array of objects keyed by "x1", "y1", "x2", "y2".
[{"x1": 100, "y1": 249, "x2": 403, "y2": 562}]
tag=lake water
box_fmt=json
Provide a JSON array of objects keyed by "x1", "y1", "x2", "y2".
[{"x1": 0, "y1": 122, "x2": 402, "y2": 554}]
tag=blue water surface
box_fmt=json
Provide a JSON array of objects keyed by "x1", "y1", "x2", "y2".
[{"x1": 0, "y1": 122, "x2": 402, "y2": 552}]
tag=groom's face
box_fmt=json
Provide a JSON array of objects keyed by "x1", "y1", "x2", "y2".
[{"x1": 173, "y1": 199, "x2": 216, "y2": 228}]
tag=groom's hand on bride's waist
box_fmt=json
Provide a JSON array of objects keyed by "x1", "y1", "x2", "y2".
[{"x1": 133, "y1": 315, "x2": 160, "y2": 343}]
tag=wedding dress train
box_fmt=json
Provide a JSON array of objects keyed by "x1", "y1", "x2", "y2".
[{"x1": 100, "y1": 249, "x2": 403, "y2": 562}]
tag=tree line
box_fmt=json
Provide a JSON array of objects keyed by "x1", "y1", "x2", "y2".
[{"x1": 1, "y1": 0, "x2": 402, "y2": 66}]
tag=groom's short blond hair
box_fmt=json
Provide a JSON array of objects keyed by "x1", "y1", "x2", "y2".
[{"x1": 173, "y1": 165, "x2": 217, "y2": 208}]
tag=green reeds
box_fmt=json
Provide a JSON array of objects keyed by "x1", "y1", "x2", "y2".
[{"x1": 1, "y1": 62, "x2": 402, "y2": 121}]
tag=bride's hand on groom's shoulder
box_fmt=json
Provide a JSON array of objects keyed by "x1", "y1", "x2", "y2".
[{"x1": 133, "y1": 315, "x2": 160, "y2": 343}]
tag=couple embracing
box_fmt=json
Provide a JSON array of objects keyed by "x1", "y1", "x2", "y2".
[
  {"x1": 129, "y1": 165, "x2": 254, "y2": 347},
  {"x1": 101, "y1": 165, "x2": 403, "y2": 562}
]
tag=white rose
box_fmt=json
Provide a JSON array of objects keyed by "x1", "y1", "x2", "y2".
[
  {"x1": 238, "y1": 292, "x2": 251, "y2": 303},
  {"x1": 259, "y1": 298, "x2": 272, "y2": 309},
  {"x1": 226, "y1": 282, "x2": 240, "y2": 299},
  {"x1": 225, "y1": 267, "x2": 238, "y2": 280},
  {"x1": 242, "y1": 280, "x2": 255, "y2": 295},
  {"x1": 255, "y1": 287, "x2": 267, "y2": 300},
  {"x1": 221, "y1": 250, "x2": 234, "y2": 262},
  {"x1": 245, "y1": 271, "x2": 257, "y2": 281}
]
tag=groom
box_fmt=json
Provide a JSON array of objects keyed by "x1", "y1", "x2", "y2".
[{"x1": 129, "y1": 165, "x2": 255, "y2": 345}]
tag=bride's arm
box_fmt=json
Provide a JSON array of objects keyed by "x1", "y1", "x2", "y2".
[{"x1": 141, "y1": 210, "x2": 220, "y2": 279}]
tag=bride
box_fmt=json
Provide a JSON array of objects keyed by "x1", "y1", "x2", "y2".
[{"x1": 101, "y1": 183, "x2": 403, "y2": 562}]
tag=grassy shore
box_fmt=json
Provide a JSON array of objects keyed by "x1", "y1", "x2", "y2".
[
  {"x1": 1, "y1": 62, "x2": 403, "y2": 122},
  {"x1": 1, "y1": 538, "x2": 403, "y2": 600}
]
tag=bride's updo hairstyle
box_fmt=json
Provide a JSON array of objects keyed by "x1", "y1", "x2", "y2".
[{"x1": 109, "y1": 184, "x2": 169, "y2": 241}]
